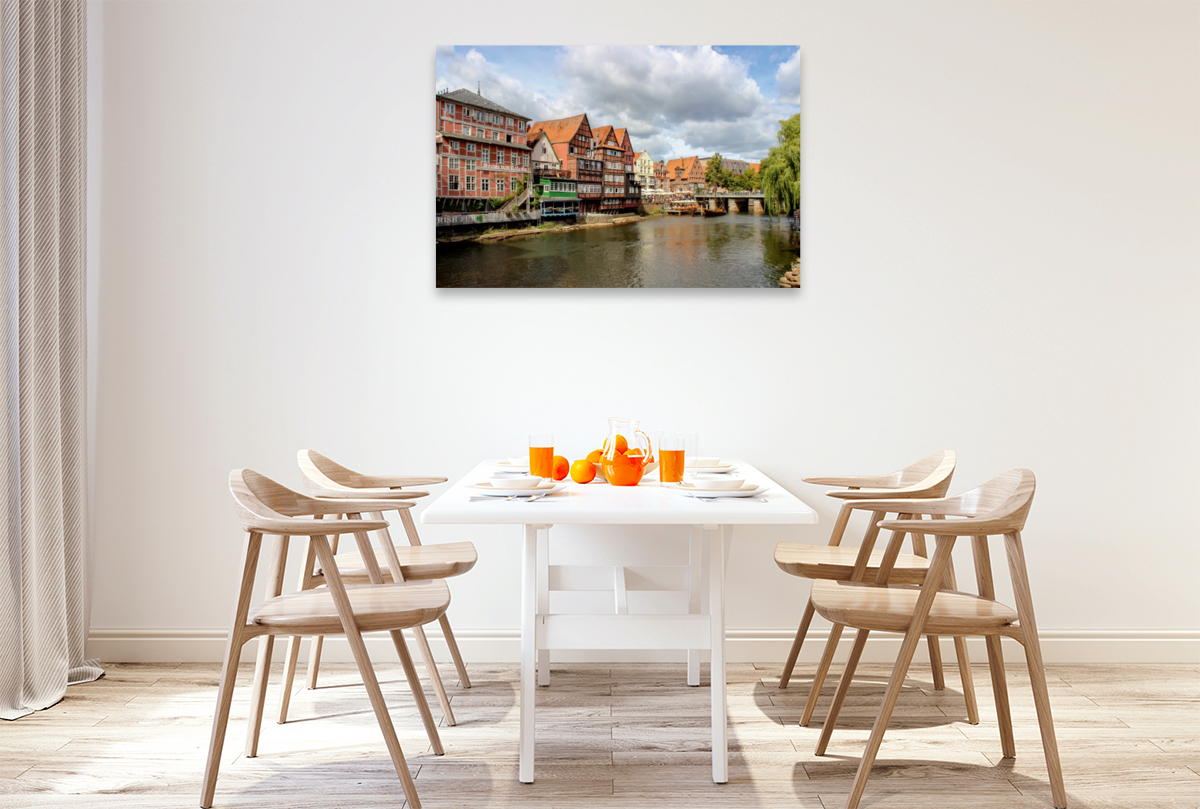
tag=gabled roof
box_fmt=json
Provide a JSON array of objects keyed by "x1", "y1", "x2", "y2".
[
  {"x1": 552, "y1": 142, "x2": 571, "y2": 161},
  {"x1": 528, "y1": 114, "x2": 590, "y2": 145},
  {"x1": 634, "y1": 151, "x2": 647, "y2": 161},
  {"x1": 613, "y1": 128, "x2": 631, "y2": 149},
  {"x1": 436, "y1": 88, "x2": 528, "y2": 120},
  {"x1": 592, "y1": 125, "x2": 617, "y2": 146}
]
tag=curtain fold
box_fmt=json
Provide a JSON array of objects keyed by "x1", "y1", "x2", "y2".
[{"x1": 0, "y1": 0, "x2": 98, "y2": 721}]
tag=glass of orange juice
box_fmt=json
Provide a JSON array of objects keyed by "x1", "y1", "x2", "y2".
[
  {"x1": 658, "y1": 432, "x2": 686, "y2": 483},
  {"x1": 529, "y1": 433, "x2": 554, "y2": 478}
]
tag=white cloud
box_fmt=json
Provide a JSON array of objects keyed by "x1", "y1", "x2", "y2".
[
  {"x1": 775, "y1": 49, "x2": 802, "y2": 106},
  {"x1": 435, "y1": 47, "x2": 575, "y2": 122}
]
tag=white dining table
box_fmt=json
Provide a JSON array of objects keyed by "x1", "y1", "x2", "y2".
[{"x1": 420, "y1": 459, "x2": 818, "y2": 784}]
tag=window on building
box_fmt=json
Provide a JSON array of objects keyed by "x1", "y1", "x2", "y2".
[
  {"x1": 482, "y1": 147, "x2": 489, "y2": 163},
  {"x1": 466, "y1": 160, "x2": 476, "y2": 171},
  {"x1": 481, "y1": 178, "x2": 490, "y2": 192},
  {"x1": 495, "y1": 178, "x2": 505, "y2": 193},
  {"x1": 506, "y1": 134, "x2": 512, "y2": 143},
  {"x1": 506, "y1": 117, "x2": 513, "y2": 127},
  {"x1": 466, "y1": 176, "x2": 475, "y2": 191},
  {"x1": 445, "y1": 102, "x2": 455, "y2": 115},
  {"x1": 523, "y1": 155, "x2": 529, "y2": 167},
  {"x1": 510, "y1": 153, "x2": 517, "y2": 166},
  {"x1": 569, "y1": 145, "x2": 575, "y2": 155},
  {"x1": 518, "y1": 121, "x2": 525, "y2": 131},
  {"x1": 449, "y1": 175, "x2": 459, "y2": 191},
  {"x1": 449, "y1": 157, "x2": 460, "y2": 169},
  {"x1": 467, "y1": 143, "x2": 475, "y2": 153}
]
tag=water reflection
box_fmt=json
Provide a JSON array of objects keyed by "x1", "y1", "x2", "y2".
[{"x1": 436, "y1": 213, "x2": 799, "y2": 288}]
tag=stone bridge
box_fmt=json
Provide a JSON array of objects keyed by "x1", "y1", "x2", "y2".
[{"x1": 693, "y1": 191, "x2": 765, "y2": 213}]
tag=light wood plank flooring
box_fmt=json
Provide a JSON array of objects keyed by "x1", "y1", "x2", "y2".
[{"x1": 1, "y1": 660, "x2": 1197, "y2": 808}]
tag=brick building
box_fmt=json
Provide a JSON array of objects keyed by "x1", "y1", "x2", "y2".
[
  {"x1": 435, "y1": 89, "x2": 531, "y2": 211},
  {"x1": 528, "y1": 114, "x2": 604, "y2": 213}
]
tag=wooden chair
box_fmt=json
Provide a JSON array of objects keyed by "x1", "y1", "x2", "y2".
[
  {"x1": 274, "y1": 450, "x2": 475, "y2": 728},
  {"x1": 775, "y1": 450, "x2": 978, "y2": 727},
  {"x1": 202, "y1": 469, "x2": 450, "y2": 809},
  {"x1": 809, "y1": 469, "x2": 1066, "y2": 809}
]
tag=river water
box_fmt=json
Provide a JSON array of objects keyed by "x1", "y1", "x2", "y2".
[{"x1": 436, "y1": 212, "x2": 799, "y2": 288}]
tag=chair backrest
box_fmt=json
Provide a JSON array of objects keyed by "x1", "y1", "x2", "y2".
[
  {"x1": 941, "y1": 469, "x2": 1036, "y2": 533},
  {"x1": 298, "y1": 450, "x2": 375, "y2": 493},
  {"x1": 230, "y1": 468, "x2": 318, "y2": 530},
  {"x1": 895, "y1": 450, "x2": 956, "y2": 488}
]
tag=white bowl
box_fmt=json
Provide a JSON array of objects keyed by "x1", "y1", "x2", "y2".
[
  {"x1": 496, "y1": 476, "x2": 543, "y2": 489},
  {"x1": 508, "y1": 456, "x2": 529, "y2": 466},
  {"x1": 688, "y1": 457, "x2": 723, "y2": 468},
  {"x1": 691, "y1": 476, "x2": 745, "y2": 491}
]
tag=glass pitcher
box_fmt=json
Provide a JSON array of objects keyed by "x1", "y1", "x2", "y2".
[{"x1": 601, "y1": 416, "x2": 655, "y2": 486}]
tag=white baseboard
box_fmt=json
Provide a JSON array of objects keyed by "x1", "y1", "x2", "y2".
[{"x1": 88, "y1": 626, "x2": 1200, "y2": 665}]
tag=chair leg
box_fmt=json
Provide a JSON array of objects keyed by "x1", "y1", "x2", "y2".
[
  {"x1": 352, "y1": 630, "x2": 423, "y2": 808},
  {"x1": 801, "y1": 622, "x2": 843, "y2": 726},
  {"x1": 840, "y1": 536, "x2": 957, "y2": 809},
  {"x1": 389, "y1": 628, "x2": 445, "y2": 756},
  {"x1": 1006, "y1": 532, "x2": 1067, "y2": 809},
  {"x1": 245, "y1": 535, "x2": 288, "y2": 756},
  {"x1": 815, "y1": 628, "x2": 869, "y2": 755},
  {"x1": 200, "y1": 632, "x2": 248, "y2": 808},
  {"x1": 985, "y1": 634, "x2": 1015, "y2": 756},
  {"x1": 439, "y1": 613, "x2": 472, "y2": 688},
  {"x1": 277, "y1": 634, "x2": 303, "y2": 723},
  {"x1": 244, "y1": 635, "x2": 275, "y2": 757},
  {"x1": 925, "y1": 635, "x2": 946, "y2": 690},
  {"x1": 412, "y1": 623, "x2": 457, "y2": 726},
  {"x1": 201, "y1": 533, "x2": 262, "y2": 809},
  {"x1": 953, "y1": 635, "x2": 979, "y2": 724},
  {"x1": 305, "y1": 635, "x2": 325, "y2": 689},
  {"x1": 779, "y1": 597, "x2": 816, "y2": 689}
]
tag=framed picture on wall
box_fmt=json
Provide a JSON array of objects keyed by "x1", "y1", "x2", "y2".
[{"x1": 435, "y1": 46, "x2": 801, "y2": 289}]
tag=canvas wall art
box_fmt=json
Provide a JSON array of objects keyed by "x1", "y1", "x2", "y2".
[{"x1": 435, "y1": 46, "x2": 801, "y2": 289}]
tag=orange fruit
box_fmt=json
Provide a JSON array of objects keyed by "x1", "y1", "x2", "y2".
[
  {"x1": 551, "y1": 455, "x2": 569, "y2": 481},
  {"x1": 602, "y1": 435, "x2": 629, "y2": 455},
  {"x1": 627, "y1": 448, "x2": 644, "y2": 456},
  {"x1": 570, "y1": 459, "x2": 597, "y2": 484},
  {"x1": 586, "y1": 448, "x2": 604, "y2": 464}
]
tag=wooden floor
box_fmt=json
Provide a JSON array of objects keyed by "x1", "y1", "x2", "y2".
[{"x1": 1, "y1": 659, "x2": 1197, "y2": 808}]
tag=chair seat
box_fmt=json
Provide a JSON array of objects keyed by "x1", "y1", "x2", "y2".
[
  {"x1": 249, "y1": 580, "x2": 451, "y2": 635},
  {"x1": 810, "y1": 580, "x2": 1018, "y2": 636},
  {"x1": 774, "y1": 542, "x2": 931, "y2": 585},
  {"x1": 318, "y1": 541, "x2": 477, "y2": 583}
]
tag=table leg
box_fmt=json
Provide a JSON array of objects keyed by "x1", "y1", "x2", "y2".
[
  {"x1": 688, "y1": 527, "x2": 703, "y2": 687},
  {"x1": 537, "y1": 526, "x2": 550, "y2": 687},
  {"x1": 520, "y1": 524, "x2": 539, "y2": 783},
  {"x1": 709, "y1": 524, "x2": 730, "y2": 784}
]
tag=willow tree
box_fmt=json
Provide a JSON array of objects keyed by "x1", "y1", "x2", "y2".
[{"x1": 760, "y1": 113, "x2": 800, "y2": 221}]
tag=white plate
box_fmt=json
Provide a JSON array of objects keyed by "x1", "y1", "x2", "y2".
[
  {"x1": 688, "y1": 466, "x2": 737, "y2": 475},
  {"x1": 685, "y1": 459, "x2": 733, "y2": 471},
  {"x1": 495, "y1": 460, "x2": 529, "y2": 471},
  {"x1": 673, "y1": 482, "x2": 768, "y2": 498},
  {"x1": 472, "y1": 480, "x2": 563, "y2": 496}
]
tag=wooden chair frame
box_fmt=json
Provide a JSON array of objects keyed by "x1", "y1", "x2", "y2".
[
  {"x1": 203, "y1": 470, "x2": 450, "y2": 809},
  {"x1": 809, "y1": 469, "x2": 1066, "y2": 809},
  {"x1": 775, "y1": 451, "x2": 978, "y2": 727},
  {"x1": 275, "y1": 450, "x2": 473, "y2": 729}
]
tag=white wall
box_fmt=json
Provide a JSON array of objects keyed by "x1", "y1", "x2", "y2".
[{"x1": 87, "y1": 0, "x2": 1200, "y2": 663}]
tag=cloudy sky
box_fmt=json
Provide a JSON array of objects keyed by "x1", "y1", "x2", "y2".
[{"x1": 435, "y1": 46, "x2": 800, "y2": 163}]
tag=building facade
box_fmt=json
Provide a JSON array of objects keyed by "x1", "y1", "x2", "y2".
[
  {"x1": 435, "y1": 89, "x2": 531, "y2": 210},
  {"x1": 634, "y1": 151, "x2": 655, "y2": 192},
  {"x1": 528, "y1": 114, "x2": 604, "y2": 213}
]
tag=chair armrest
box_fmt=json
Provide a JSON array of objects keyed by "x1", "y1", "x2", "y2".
[
  {"x1": 249, "y1": 517, "x2": 389, "y2": 536},
  {"x1": 803, "y1": 474, "x2": 898, "y2": 488},
  {"x1": 357, "y1": 474, "x2": 448, "y2": 488},
  {"x1": 840, "y1": 496, "x2": 957, "y2": 514},
  {"x1": 828, "y1": 486, "x2": 940, "y2": 501},
  {"x1": 308, "y1": 497, "x2": 416, "y2": 515},
  {"x1": 310, "y1": 488, "x2": 429, "y2": 500},
  {"x1": 878, "y1": 516, "x2": 1009, "y2": 536}
]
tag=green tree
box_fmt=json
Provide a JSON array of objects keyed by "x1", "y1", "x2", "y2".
[
  {"x1": 704, "y1": 153, "x2": 727, "y2": 189},
  {"x1": 760, "y1": 113, "x2": 800, "y2": 218}
]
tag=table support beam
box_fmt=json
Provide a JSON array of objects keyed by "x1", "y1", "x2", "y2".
[
  {"x1": 688, "y1": 527, "x2": 703, "y2": 687},
  {"x1": 710, "y1": 524, "x2": 731, "y2": 783}
]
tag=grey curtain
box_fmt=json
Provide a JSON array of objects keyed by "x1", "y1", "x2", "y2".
[{"x1": 0, "y1": 0, "x2": 99, "y2": 721}]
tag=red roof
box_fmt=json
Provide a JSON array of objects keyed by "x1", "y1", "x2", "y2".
[{"x1": 527, "y1": 114, "x2": 590, "y2": 145}]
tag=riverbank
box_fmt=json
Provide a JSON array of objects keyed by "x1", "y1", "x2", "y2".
[
  {"x1": 437, "y1": 212, "x2": 663, "y2": 244},
  {"x1": 778, "y1": 257, "x2": 801, "y2": 288}
]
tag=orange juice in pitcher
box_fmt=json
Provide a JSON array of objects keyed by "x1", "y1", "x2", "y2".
[{"x1": 601, "y1": 417, "x2": 655, "y2": 486}]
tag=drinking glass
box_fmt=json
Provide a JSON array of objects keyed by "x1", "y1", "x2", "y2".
[
  {"x1": 529, "y1": 433, "x2": 554, "y2": 478},
  {"x1": 658, "y1": 432, "x2": 686, "y2": 483}
]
